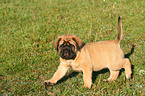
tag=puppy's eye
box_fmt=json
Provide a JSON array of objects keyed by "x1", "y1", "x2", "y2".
[
  {"x1": 72, "y1": 46, "x2": 75, "y2": 50},
  {"x1": 60, "y1": 44, "x2": 63, "y2": 47},
  {"x1": 70, "y1": 45, "x2": 75, "y2": 50}
]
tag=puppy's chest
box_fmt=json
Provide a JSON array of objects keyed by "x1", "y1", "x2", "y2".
[{"x1": 67, "y1": 60, "x2": 83, "y2": 72}]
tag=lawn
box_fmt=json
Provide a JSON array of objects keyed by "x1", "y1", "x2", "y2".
[{"x1": 0, "y1": 0, "x2": 144, "y2": 95}]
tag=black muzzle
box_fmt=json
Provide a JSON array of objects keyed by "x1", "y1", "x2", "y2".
[{"x1": 59, "y1": 44, "x2": 76, "y2": 60}]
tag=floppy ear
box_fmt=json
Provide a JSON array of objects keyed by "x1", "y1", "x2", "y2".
[
  {"x1": 54, "y1": 36, "x2": 62, "y2": 51},
  {"x1": 72, "y1": 35, "x2": 83, "y2": 50}
]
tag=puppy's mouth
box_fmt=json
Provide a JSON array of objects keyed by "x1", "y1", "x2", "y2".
[{"x1": 59, "y1": 44, "x2": 76, "y2": 60}]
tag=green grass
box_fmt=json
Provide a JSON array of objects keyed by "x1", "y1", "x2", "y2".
[{"x1": 0, "y1": 0, "x2": 144, "y2": 95}]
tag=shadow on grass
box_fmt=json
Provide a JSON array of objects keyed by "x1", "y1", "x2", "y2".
[
  {"x1": 57, "y1": 72, "x2": 79, "y2": 84},
  {"x1": 58, "y1": 69, "x2": 109, "y2": 84},
  {"x1": 92, "y1": 68, "x2": 109, "y2": 83},
  {"x1": 124, "y1": 45, "x2": 136, "y2": 59},
  {"x1": 120, "y1": 44, "x2": 136, "y2": 79},
  {"x1": 45, "y1": 72, "x2": 79, "y2": 90}
]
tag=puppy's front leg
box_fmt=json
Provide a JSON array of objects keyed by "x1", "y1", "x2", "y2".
[
  {"x1": 83, "y1": 68, "x2": 92, "y2": 89},
  {"x1": 44, "y1": 64, "x2": 69, "y2": 85}
]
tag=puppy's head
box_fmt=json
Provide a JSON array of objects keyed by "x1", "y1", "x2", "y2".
[{"x1": 54, "y1": 34, "x2": 83, "y2": 60}]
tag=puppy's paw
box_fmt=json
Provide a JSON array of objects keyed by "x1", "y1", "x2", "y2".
[
  {"x1": 83, "y1": 84, "x2": 91, "y2": 89},
  {"x1": 103, "y1": 79, "x2": 109, "y2": 82},
  {"x1": 125, "y1": 71, "x2": 132, "y2": 79},
  {"x1": 126, "y1": 74, "x2": 131, "y2": 79},
  {"x1": 44, "y1": 80, "x2": 55, "y2": 86}
]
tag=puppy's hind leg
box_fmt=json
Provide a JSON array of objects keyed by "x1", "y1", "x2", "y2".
[
  {"x1": 103, "y1": 70, "x2": 120, "y2": 81},
  {"x1": 122, "y1": 58, "x2": 132, "y2": 79},
  {"x1": 104, "y1": 58, "x2": 132, "y2": 81}
]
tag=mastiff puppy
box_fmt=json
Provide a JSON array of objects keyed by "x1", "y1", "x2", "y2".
[{"x1": 44, "y1": 17, "x2": 132, "y2": 88}]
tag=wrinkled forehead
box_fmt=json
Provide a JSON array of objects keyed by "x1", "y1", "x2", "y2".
[
  {"x1": 63, "y1": 34, "x2": 73, "y2": 40},
  {"x1": 59, "y1": 36, "x2": 75, "y2": 45}
]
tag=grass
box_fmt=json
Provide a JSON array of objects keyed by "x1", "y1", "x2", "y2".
[{"x1": 0, "y1": 0, "x2": 144, "y2": 95}]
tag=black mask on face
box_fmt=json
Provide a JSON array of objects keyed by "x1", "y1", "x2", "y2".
[{"x1": 59, "y1": 43, "x2": 76, "y2": 60}]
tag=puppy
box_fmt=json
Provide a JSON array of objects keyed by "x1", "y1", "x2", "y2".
[{"x1": 44, "y1": 17, "x2": 132, "y2": 88}]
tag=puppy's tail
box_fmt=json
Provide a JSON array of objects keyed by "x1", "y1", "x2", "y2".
[{"x1": 115, "y1": 16, "x2": 123, "y2": 44}]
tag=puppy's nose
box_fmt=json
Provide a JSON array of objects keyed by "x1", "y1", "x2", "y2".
[{"x1": 64, "y1": 50, "x2": 69, "y2": 56}]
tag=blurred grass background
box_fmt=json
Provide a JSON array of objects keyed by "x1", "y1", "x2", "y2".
[{"x1": 0, "y1": 0, "x2": 144, "y2": 95}]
